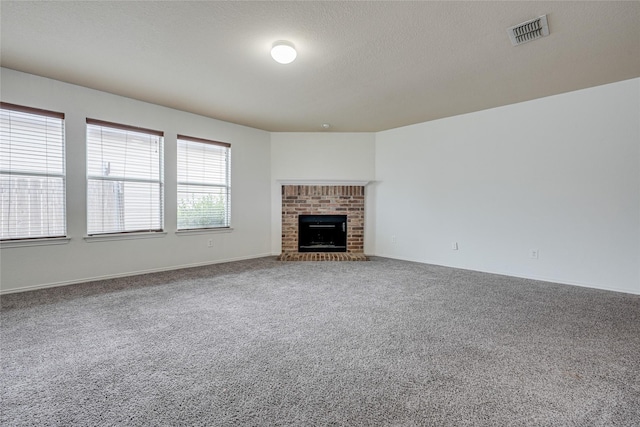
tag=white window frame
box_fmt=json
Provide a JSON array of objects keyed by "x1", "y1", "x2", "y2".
[
  {"x1": 85, "y1": 118, "x2": 164, "y2": 237},
  {"x1": 176, "y1": 134, "x2": 231, "y2": 231},
  {"x1": 0, "y1": 102, "x2": 67, "y2": 245}
]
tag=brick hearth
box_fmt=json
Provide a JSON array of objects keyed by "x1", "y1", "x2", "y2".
[
  {"x1": 278, "y1": 252, "x2": 369, "y2": 261},
  {"x1": 278, "y1": 185, "x2": 367, "y2": 261}
]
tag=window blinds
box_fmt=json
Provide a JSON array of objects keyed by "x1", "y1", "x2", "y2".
[
  {"x1": 177, "y1": 135, "x2": 231, "y2": 229},
  {"x1": 0, "y1": 103, "x2": 66, "y2": 240},
  {"x1": 86, "y1": 119, "x2": 164, "y2": 235}
]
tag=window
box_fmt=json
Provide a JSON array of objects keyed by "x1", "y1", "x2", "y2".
[
  {"x1": 0, "y1": 103, "x2": 66, "y2": 240},
  {"x1": 177, "y1": 135, "x2": 231, "y2": 230},
  {"x1": 86, "y1": 119, "x2": 163, "y2": 235}
]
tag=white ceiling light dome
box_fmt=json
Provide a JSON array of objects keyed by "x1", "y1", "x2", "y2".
[{"x1": 271, "y1": 41, "x2": 297, "y2": 64}]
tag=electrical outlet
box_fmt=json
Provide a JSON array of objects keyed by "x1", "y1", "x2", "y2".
[
  {"x1": 451, "y1": 242, "x2": 458, "y2": 250},
  {"x1": 529, "y1": 249, "x2": 539, "y2": 259},
  {"x1": 208, "y1": 239, "x2": 213, "y2": 248},
  {"x1": 391, "y1": 235, "x2": 397, "y2": 244}
]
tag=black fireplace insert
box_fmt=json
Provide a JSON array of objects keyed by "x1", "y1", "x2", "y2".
[{"x1": 298, "y1": 215, "x2": 347, "y2": 252}]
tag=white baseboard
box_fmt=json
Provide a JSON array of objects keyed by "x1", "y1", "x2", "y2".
[
  {"x1": 371, "y1": 253, "x2": 640, "y2": 296},
  {"x1": 0, "y1": 253, "x2": 274, "y2": 295},
  {"x1": 4, "y1": 252, "x2": 637, "y2": 296}
]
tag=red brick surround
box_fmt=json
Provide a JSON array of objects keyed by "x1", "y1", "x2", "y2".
[{"x1": 279, "y1": 185, "x2": 365, "y2": 258}]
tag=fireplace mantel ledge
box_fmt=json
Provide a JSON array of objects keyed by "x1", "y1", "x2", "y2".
[{"x1": 277, "y1": 179, "x2": 371, "y2": 186}]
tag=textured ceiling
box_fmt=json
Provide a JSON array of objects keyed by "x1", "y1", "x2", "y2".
[{"x1": 1, "y1": 1, "x2": 639, "y2": 132}]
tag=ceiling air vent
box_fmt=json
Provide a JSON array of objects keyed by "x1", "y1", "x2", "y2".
[{"x1": 507, "y1": 15, "x2": 549, "y2": 46}]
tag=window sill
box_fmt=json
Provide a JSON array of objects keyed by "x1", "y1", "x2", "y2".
[
  {"x1": 84, "y1": 231, "x2": 167, "y2": 243},
  {"x1": 175, "y1": 227, "x2": 234, "y2": 236},
  {"x1": 1, "y1": 237, "x2": 71, "y2": 249}
]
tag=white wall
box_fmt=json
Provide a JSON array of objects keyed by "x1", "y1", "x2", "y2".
[
  {"x1": 270, "y1": 132, "x2": 376, "y2": 255},
  {"x1": 374, "y1": 78, "x2": 640, "y2": 294},
  {"x1": 0, "y1": 68, "x2": 272, "y2": 293},
  {"x1": 3, "y1": 68, "x2": 638, "y2": 295}
]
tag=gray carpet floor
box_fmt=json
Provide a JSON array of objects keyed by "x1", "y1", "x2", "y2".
[{"x1": 1, "y1": 257, "x2": 639, "y2": 426}]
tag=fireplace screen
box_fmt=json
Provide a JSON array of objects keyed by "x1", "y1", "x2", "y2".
[{"x1": 298, "y1": 215, "x2": 347, "y2": 253}]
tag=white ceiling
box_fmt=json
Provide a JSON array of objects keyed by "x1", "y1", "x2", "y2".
[{"x1": 1, "y1": 1, "x2": 639, "y2": 132}]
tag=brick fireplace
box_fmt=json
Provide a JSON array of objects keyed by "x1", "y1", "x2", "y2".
[{"x1": 278, "y1": 184, "x2": 368, "y2": 261}]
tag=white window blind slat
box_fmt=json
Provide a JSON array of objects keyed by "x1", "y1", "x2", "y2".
[
  {"x1": 0, "y1": 104, "x2": 66, "y2": 240},
  {"x1": 177, "y1": 136, "x2": 230, "y2": 230},
  {"x1": 86, "y1": 120, "x2": 164, "y2": 235}
]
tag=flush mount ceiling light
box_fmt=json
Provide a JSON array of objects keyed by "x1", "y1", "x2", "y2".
[{"x1": 271, "y1": 41, "x2": 297, "y2": 64}]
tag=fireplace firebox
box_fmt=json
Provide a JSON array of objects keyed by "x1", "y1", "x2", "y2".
[{"x1": 298, "y1": 215, "x2": 347, "y2": 253}]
